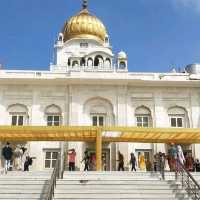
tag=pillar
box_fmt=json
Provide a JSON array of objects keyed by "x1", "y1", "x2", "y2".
[{"x1": 96, "y1": 130, "x2": 102, "y2": 171}]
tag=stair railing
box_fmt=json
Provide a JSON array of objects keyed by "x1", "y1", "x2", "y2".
[
  {"x1": 175, "y1": 159, "x2": 200, "y2": 200},
  {"x1": 46, "y1": 153, "x2": 60, "y2": 200}
]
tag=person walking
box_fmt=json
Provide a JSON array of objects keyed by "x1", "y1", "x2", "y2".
[
  {"x1": 185, "y1": 153, "x2": 194, "y2": 171},
  {"x1": 2, "y1": 142, "x2": 13, "y2": 173},
  {"x1": 21, "y1": 147, "x2": 29, "y2": 171},
  {"x1": 177, "y1": 145, "x2": 185, "y2": 165},
  {"x1": 168, "y1": 143, "x2": 177, "y2": 171},
  {"x1": 68, "y1": 149, "x2": 76, "y2": 171},
  {"x1": 138, "y1": 152, "x2": 146, "y2": 171},
  {"x1": 14, "y1": 145, "x2": 23, "y2": 170},
  {"x1": 117, "y1": 151, "x2": 124, "y2": 171},
  {"x1": 82, "y1": 151, "x2": 90, "y2": 171},
  {"x1": 130, "y1": 153, "x2": 136, "y2": 171}
]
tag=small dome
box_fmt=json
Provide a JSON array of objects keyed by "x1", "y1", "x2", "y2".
[
  {"x1": 62, "y1": 8, "x2": 107, "y2": 44},
  {"x1": 118, "y1": 51, "x2": 127, "y2": 59}
]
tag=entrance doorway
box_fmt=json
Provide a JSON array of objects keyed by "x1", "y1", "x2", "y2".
[
  {"x1": 135, "y1": 149, "x2": 153, "y2": 170},
  {"x1": 86, "y1": 148, "x2": 110, "y2": 171}
]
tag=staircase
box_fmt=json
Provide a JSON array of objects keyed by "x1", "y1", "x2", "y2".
[
  {"x1": 165, "y1": 172, "x2": 200, "y2": 182},
  {"x1": 54, "y1": 171, "x2": 191, "y2": 200},
  {"x1": 0, "y1": 170, "x2": 52, "y2": 200}
]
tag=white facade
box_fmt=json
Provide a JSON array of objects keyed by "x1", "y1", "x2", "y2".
[{"x1": 1, "y1": 2, "x2": 200, "y2": 171}]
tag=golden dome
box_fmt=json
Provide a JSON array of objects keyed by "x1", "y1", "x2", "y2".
[{"x1": 63, "y1": 8, "x2": 107, "y2": 44}]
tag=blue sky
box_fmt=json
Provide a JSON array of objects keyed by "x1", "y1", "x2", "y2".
[{"x1": 0, "y1": 0, "x2": 200, "y2": 72}]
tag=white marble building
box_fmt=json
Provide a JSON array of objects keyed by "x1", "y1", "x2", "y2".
[{"x1": 1, "y1": 1, "x2": 200, "y2": 171}]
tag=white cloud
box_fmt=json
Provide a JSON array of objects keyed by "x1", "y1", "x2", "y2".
[{"x1": 173, "y1": 0, "x2": 200, "y2": 12}]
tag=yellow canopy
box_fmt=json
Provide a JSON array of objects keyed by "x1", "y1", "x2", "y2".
[{"x1": 0, "y1": 126, "x2": 200, "y2": 144}]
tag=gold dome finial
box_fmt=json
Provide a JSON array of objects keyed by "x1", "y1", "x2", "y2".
[{"x1": 82, "y1": 0, "x2": 88, "y2": 9}]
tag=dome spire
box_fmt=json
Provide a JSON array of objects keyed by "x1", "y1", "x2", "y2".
[{"x1": 82, "y1": 0, "x2": 88, "y2": 9}]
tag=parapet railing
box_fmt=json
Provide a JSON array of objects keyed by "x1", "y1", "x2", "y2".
[
  {"x1": 175, "y1": 159, "x2": 200, "y2": 200},
  {"x1": 45, "y1": 154, "x2": 60, "y2": 200}
]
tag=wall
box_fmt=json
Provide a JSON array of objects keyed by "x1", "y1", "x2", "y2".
[{"x1": 0, "y1": 82, "x2": 200, "y2": 170}]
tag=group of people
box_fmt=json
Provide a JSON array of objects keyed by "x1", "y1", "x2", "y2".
[
  {"x1": 1, "y1": 142, "x2": 33, "y2": 173},
  {"x1": 152, "y1": 144, "x2": 200, "y2": 172},
  {"x1": 67, "y1": 149, "x2": 96, "y2": 171},
  {"x1": 67, "y1": 149, "x2": 150, "y2": 172},
  {"x1": 166, "y1": 144, "x2": 200, "y2": 172},
  {"x1": 67, "y1": 146, "x2": 200, "y2": 172}
]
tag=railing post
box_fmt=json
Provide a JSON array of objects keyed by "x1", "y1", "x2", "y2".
[{"x1": 96, "y1": 128, "x2": 102, "y2": 171}]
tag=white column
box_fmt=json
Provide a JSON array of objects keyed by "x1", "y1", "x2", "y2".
[
  {"x1": 116, "y1": 86, "x2": 129, "y2": 169},
  {"x1": 154, "y1": 91, "x2": 167, "y2": 153}
]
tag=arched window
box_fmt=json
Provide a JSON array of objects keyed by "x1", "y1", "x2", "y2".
[
  {"x1": 8, "y1": 104, "x2": 28, "y2": 126},
  {"x1": 135, "y1": 106, "x2": 152, "y2": 127},
  {"x1": 67, "y1": 59, "x2": 71, "y2": 66},
  {"x1": 84, "y1": 97, "x2": 114, "y2": 126},
  {"x1": 81, "y1": 58, "x2": 86, "y2": 66},
  {"x1": 119, "y1": 61, "x2": 126, "y2": 69},
  {"x1": 105, "y1": 58, "x2": 111, "y2": 68},
  {"x1": 45, "y1": 105, "x2": 62, "y2": 126},
  {"x1": 168, "y1": 106, "x2": 189, "y2": 128},
  {"x1": 58, "y1": 33, "x2": 63, "y2": 42},
  {"x1": 105, "y1": 36, "x2": 109, "y2": 44},
  {"x1": 94, "y1": 55, "x2": 104, "y2": 67},
  {"x1": 87, "y1": 58, "x2": 93, "y2": 67},
  {"x1": 72, "y1": 60, "x2": 79, "y2": 67}
]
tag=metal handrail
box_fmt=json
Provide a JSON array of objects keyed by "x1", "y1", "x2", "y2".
[
  {"x1": 175, "y1": 159, "x2": 200, "y2": 200},
  {"x1": 45, "y1": 154, "x2": 60, "y2": 200}
]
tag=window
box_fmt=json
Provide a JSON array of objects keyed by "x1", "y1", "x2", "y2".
[
  {"x1": 135, "y1": 106, "x2": 152, "y2": 127},
  {"x1": 44, "y1": 151, "x2": 59, "y2": 169},
  {"x1": 11, "y1": 115, "x2": 25, "y2": 126},
  {"x1": 94, "y1": 55, "x2": 104, "y2": 67},
  {"x1": 119, "y1": 61, "x2": 126, "y2": 69},
  {"x1": 72, "y1": 60, "x2": 79, "y2": 67},
  {"x1": 170, "y1": 116, "x2": 184, "y2": 128},
  {"x1": 136, "y1": 116, "x2": 149, "y2": 127},
  {"x1": 45, "y1": 105, "x2": 62, "y2": 126},
  {"x1": 47, "y1": 115, "x2": 60, "y2": 126},
  {"x1": 168, "y1": 106, "x2": 188, "y2": 128},
  {"x1": 8, "y1": 104, "x2": 28, "y2": 126},
  {"x1": 80, "y1": 43, "x2": 88, "y2": 48},
  {"x1": 92, "y1": 115, "x2": 105, "y2": 126}
]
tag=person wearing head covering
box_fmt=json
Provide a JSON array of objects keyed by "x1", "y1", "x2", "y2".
[
  {"x1": 185, "y1": 153, "x2": 194, "y2": 171},
  {"x1": 177, "y1": 145, "x2": 185, "y2": 165},
  {"x1": 138, "y1": 152, "x2": 146, "y2": 171},
  {"x1": 14, "y1": 145, "x2": 23, "y2": 170}
]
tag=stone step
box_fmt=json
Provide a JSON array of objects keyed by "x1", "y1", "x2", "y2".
[
  {"x1": 53, "y1": 198, "x2": 190, "y2": 200},
  {"x1": 54, "y1": 189, "x2": 178, "y2": 194},
  {"x1": 53, "y1": 193, "x2": 186, "y2": 199},
  {"x1": 0, "y1": 182, "x2": 49, "y2": 191},
  {"x1": 56, "y1": 180, "x2": 166, "y2": 185},
  {"x1": 55, "y1": 184, "x2": 181, "y2": 190},
  {"x1": 0, "y1": 189, "x2": 48, "y2": 193},
  {"x1": 0, "y1": 193, "x2": 46, "y2": 199},
  {"x1": 0, "y1": 180, "x2": 49, "y2": 184}
]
